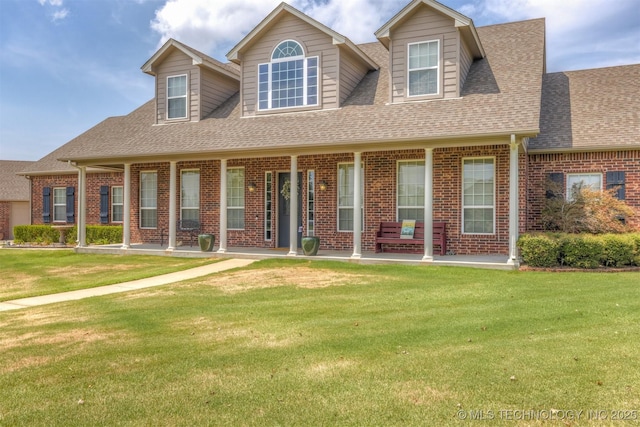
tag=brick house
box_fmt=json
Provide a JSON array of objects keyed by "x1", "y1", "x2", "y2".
[{"x1": 17, "y1": 0, "x2": 639, "y2": 261}]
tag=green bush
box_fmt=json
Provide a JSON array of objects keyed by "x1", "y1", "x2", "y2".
[
  {"x1": 517, "y1": 234, "x2": 560, "y2": 267},
  {"x1": 601, "y1": 234, "x2": 635, "y2": 267},
  {"x1": 86, "y1": 225, "x2": 123, "y2": 245},
  {"x1": 629, "y1": 233, "x2": 640, "y2": 266},
  {"x1": 560, "y1": 235, "x2": 604, "y2": 269},
  {"x1": 13, "y1": 225, "x2": 60, "y2": 245},
  {"x1": 12, "y1": 225, "x2": 122, "y2": 245}
]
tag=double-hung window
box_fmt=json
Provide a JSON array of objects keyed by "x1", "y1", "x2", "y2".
[
  {"x1": 167, "y1": 75, "x2": 187, "y2": 119},
  {"x1": 112, "y1": 186, "x2": 123, "y2": 223},
  {"x1": 53, "y1": 188, "x2": 66, "y2": 222},
  {"x1": 227, "y1": 168, "x2": 245, "y2": 229},
  {"x1": 258, "y1": 40, "x2": 318, "y2": 110},
  {"x1": 140, "y1": 171, "x2": 157, "y2": 228},
  {"x1": 462, "y1": 158, "x2": 494, "y2": 234},
  {"x1": 408, "y1": 40, "x2": 439, "y2": 97},
  {"x1": 181, "y1": 170, "x2": 200, "y2": 221},
  {"x1": 397, "y1": 160, "x2": 425, "y2": 221},
  {"x1": 338, "y1": 163, "x2": 364, "y2": 231},
  {"x1": 566, "y1": 173, "x2": 602, "y2": 200}
]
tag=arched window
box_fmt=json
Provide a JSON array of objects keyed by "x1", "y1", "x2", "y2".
[{"x1": 258, "y1": 40, "x2": 318, "y2": 110}]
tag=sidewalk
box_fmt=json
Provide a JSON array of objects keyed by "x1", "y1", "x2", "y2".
[{"x1": 0, "y1": 258, "x2": 257, "y2": 312}]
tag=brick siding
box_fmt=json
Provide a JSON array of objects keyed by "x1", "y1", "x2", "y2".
[
  {"x1": 0, "y1": 201, "x2": 9, "y2": 239},
  {"x1": 527, "y1": 150, "x2": 640, "y2": 231},
  {"x1": 26, "y1": 148, "x2": 638, "y2": 254}
]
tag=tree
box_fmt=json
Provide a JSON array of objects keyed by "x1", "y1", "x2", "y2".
[{"x1": 542, "y1": 179, "x2": 636, "y2": 234}]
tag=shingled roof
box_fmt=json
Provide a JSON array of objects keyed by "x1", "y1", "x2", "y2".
[
  {"x1": 0, "y1": 161, "x2": 33, "y2": 201},
  {"x1": 529, "y1": 64, "x2": 640, "y2": 152},
  {"x1": 23, "y1": 17, "x2": 546, "y2": 172}
]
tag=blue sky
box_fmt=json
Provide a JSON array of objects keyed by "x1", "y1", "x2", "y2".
[{"x1": 1, "y1": 0, "x2": 638, "y2": 162}]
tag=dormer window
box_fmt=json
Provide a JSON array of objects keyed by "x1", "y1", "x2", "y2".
[
  {"x1": 258, "y1": 40, "x2": 318, "y2": 110},
  {"x1": 167, "y1": 74, "x2": 187, "y2": 119},
  {"x1": 407, "y1": 40, "x2": 439, "y2": 97}
]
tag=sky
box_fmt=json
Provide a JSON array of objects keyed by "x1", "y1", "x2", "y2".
[{"x1": 0, "y1": 0, "x2": 638, "y2": 162}]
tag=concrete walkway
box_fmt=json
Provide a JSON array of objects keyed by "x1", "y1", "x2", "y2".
[{"x1": 0, "y1": 258, "x2": 257, "y2": 312}]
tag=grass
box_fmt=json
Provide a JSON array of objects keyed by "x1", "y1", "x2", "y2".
[
  {"x1": 0, "y1": 258, "x2": 638, "y2": 426},
  {"x1": 0, "y1": 249, "x2": 215, "y2": 301}
]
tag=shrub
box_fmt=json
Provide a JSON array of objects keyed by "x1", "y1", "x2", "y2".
[
  {"x1": 86, "y1": 225, "x2": 123, "y2": 245},
  {"x1": 12, "y1": 225, "x2": 122, "y2": 245},
  {"x1": 517, "y1": 234, "x2": 560, "y2": 267},
  {"x1": 13, "y1": 225, "x2": 59, "y2": 245},
  {"x1": 601, "y1": 234, "x2": 635, "y2": 267},
  {"x1": 543, "y1": 181, "x2": 635, "y2": 234},
  {"x1": 560, "y1": 234, "x2": 604, "y2": 269},
  {"x1": 629, "y1": 233, "x2": 640, "y2": 266}
]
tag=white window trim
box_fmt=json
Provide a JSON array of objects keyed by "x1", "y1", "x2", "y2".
[
  {"x1": 258, "y1": 40, "x2": 319, "y2": 111},
  {"x1": 180, "y1": 169, "x2": 200, "y2": 221},
  {"x1": 566, "y1": 173, "x2": 603, "y2": 200},
  {"x1": 337, "y1": 162, "x2": 364, "y2": 232},
  {"x1": 227, "y1": 167, "x2": 245, "y2": 230},
  {"x1": 307, "y1": 170, "x2": 315, "y2": 236},
  {"x1": 140, "y1": 170, "x2": 157, "y2": 229},
  {"x1": 461, "y1": 157, "x2": 496, "y2": 235},
  {"x1": 265, "y1": 171, "x2": 273, "y2": 241},
  {"x1": 53, "y1": 187, "x2": 66, "y2": 223},
  {"x1": 167, "y1": 74, "x2": 188, "y2": 120},
  {"x1": 396, "y1": 160, "x2": 425, "y2": 221},
  {"x1": 407, "y1": 39, "x2": 440, "y2": 98},
  {"x1": 111, "y1": 186, "x2": 123, "y2": 224}
]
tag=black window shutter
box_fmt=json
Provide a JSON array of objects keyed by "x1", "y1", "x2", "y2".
[
  {"x1": 66, "y1": 187, "x2": 75, "y2": 223},
  {"x1": 100, "y1": 186, "x2": 109, "y2": 224},
  {"x1": 43, "y1": 187, "x2": 51, "y2": 223},
  {"x1": 546, "y1": 173, "x2": 564, "y2": 199},
  {"x1": 606, "y1": 171, "x2": 625, "y2": 200}
]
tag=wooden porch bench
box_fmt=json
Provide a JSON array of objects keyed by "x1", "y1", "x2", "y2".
[
  {"x1": 160, "y1": 219, "x2": 201, "y2": 247},
  {"x1": 375, "y1": 221, "x2": 447, "y2": 255}
]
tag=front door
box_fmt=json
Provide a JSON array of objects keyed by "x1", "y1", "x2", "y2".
[{"x1": 278, "y1": 172, "x2": 302, "y2": 248}]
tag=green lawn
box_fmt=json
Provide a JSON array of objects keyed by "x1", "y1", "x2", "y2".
[
  {"x1": 1, "y1": 258, "x2": 638, "y2": 426},
  {"x1": 0, "y1": 249, "x2": 215, "y2": 301}
]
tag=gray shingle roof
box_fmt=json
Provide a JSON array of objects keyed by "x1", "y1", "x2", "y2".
[
  {"x1": 0, "y1": 161, "x2": 33, "y2": 201},
  {"x1": 529, "y1": 64, "x2": 640, "y2": 151},
  {"x1": 25, "y1": 18, "x2": 547, "y2": 172}
]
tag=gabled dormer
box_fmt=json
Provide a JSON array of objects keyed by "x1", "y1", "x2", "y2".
[
  {"x1": 375, "y1": 0, "x2": 485, "y2": 103},
  {"x1": 227, "y1": 2, "x2": 378, "y2": 117},
  {"x1": 142, "y1": 39, "x2": 240, "y2": 124}
]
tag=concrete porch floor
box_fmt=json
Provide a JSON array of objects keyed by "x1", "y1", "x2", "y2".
[{"x1": 76, "y1": 243, "x2": 517, "y2": 270}]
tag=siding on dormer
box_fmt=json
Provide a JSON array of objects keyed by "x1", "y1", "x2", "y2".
[
  {"x1": 200, "y1": 68, "x2": 239, "y2": 119},
  {"x1": 156, "y1": 49, "x2": 198, "y2": 123},
  {"x1": 241, "y1": 13, "x2": 338, "y2": 116},
  {"x1": 390, "y1": 5, "x2": 459, "y2": 103},
  {"x1": 338, "y1": 47, "x2": 371, "y2": 105},
  {"x1": 459, "y1": 39, "x2": 473, "y2": 90}
]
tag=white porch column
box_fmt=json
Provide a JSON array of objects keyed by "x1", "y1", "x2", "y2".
[
  {"x1": 508, "y1": 134, "x2": 520, "y2": 265},
  {"x1": 77, "y1": 166, "x2": 87, "y2": 247},
  {"x1": 167, "y1": 161, "x2": 177, "y2": 251},
  {"x1": 351, "y1": 152, "x2": 362, "y2": 259},
  {"x1": 422, "y1": 148, "x2": 434, "y2": 262},
  {"x1": 288, "y1": 155, "x2": 298, "y2": 256},
  {"x1": 217, "y1": 159, "x2": 227, "y2": 253},
  {"x1": 122, "y1": 163, "x2": 131, "y2": 249}
]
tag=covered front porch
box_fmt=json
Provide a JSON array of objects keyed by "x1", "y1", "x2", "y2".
[{"x1": 75, "y1": 243, "x2": 517, "y2": 270}]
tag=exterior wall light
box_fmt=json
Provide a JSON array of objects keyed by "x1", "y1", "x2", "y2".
[
  {"x1": 248, "y1": 182, "x2": 257, "y2": 193},
  {"x1": 319, "y1": 180, "x2": 328, "y2": 191}
]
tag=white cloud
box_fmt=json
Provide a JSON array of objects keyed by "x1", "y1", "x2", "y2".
[
  {"x1": 150, "y1": 0, "x2": 282, "y2": 57},
  {"x1": 150, "y1": 0, "x2": 409, "y2": 59},
  {"x1": 52, "y1": 8, "x2": 69, "y2": 22},
  {"x1": 149, "y1": 0, "x2": 639, "y2": 70}
]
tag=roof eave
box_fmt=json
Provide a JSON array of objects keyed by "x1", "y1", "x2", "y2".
[
  {"x1": 142, "y1": 39, "x2": 240, "y2": 80},
  {"x1": 227, "y1": 2, "x2": 377, "y2": 70},
  {"x1": 375, "y1": 0, "x2": 485, "y2": 58}
]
